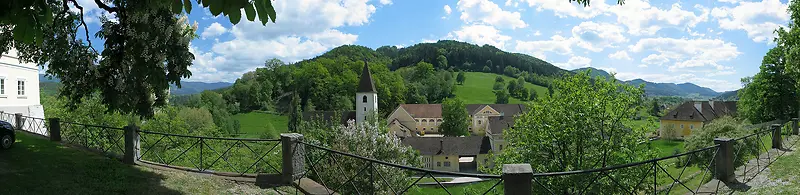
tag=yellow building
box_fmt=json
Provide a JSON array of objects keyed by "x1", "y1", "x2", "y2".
[
  {"x1": 401, "y1": 136, "x2": 492, "y2": 172},
  {"x1": 659, "y1": 100, "x2": 737, "y2": 138},
  {"x1": 387, "y1": 104, "x2": 526, "y2": 137}
]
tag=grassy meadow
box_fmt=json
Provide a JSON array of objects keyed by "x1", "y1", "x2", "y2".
[
  {"x1": 454, "y1": 72, "x2": 549, "y2": 104},
  {"x1": 232, "y1": 111, "x2": 289, "y2": 137}
]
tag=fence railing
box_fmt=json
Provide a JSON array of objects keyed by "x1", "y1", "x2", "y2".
[{"x1": 1, "y1": 112, "x2": 798, "y2": 194}]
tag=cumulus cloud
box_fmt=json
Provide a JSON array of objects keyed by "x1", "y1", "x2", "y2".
[
  {"x1": 629, "y1": 37, "x2": 740, "y2": 72},
  {"x1": 201, "y1": 22, "x2": 227, "y2": 39},
  {"x1": 380, "y1": 0, "x2": 392, "y2": 5},
  {"x1": 186, "y1": 0, "x2": 378, "y2": 82},
  {"x1": 554, "y1": 55, "x2": 592, "y2": 70},
  {"x1": 457, "y1": 0, "x2": 527, "y2": 29},
  {"x1": 443, "y1": 5, "x2": 452, "y2": 19},
  {"x1": 447, "y1": 25, "x2": 512, "y2": 49},
  {"x1": 514, "y1": 35, "x2": 573, "y2": 60},
  {"x1": 608, "y1": 51, "x2": 632, "y2": 60},
  {"x1": 511, "y1": 0, "x2": 612, "y2": 19},
  {"x1": 711, "y1": 0, "x2": 789, "y2": 43},
  {"x1": 571, "y1": 21, "x2": 627, "y2": 52},
  {"x1": 609, "y1": 1, "x2": 709, "y2": 36}
]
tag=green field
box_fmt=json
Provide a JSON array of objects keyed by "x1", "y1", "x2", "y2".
[
  {"x1": 454, "y1": 72, "x2": 549, "y2": 104},
  {"x1": 232, "y1": 111, "x2": 289, "y2": 136}
]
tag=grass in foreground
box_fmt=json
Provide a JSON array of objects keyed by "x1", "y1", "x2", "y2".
[
  {"x1": 0, "y1": 132, "x2": 283, "y2": 195},
  {"x1": 232, "y1": 111, "x2": 289, "y2": 136},
  {"x1": 408, "y1": 180, "x2": 503, "y2": 195},
  {"x1": 454, "y1": 72, "x2": 548, "y2": 104}
]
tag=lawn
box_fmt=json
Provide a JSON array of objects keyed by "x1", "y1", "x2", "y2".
[
  {"x1": 454, "y1": 72, "x2": 548, "y2": 104},
  {"x1": 232, "y1": 111, "x2": 289, "y2": 136},
  {"x1": 649, "y1": 139, "x2": 686, "y2": 157},
  {"x1": 408, "y1": 180, "x2": 503, "y2": 195},
  {"x1": 0, "y1": 132, "x2": 285, "y2": 194}
]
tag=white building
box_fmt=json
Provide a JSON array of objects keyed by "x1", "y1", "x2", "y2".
[{"x1": 0, "y1": 49, "x2": 45, "y2": 119}]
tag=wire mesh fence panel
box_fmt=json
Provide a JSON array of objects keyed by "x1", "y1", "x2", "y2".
[
  {"x1": 60, "y1": 121, "x2": 126, "y2": 157},
  {"x1": 19, "y1": 116, "x2": 49, "y2": 136},
  {"x1": 137, "y1": 130, "x2": 282, "y2": 175},
  {"x1": 300, "y1": 142, "x2": 503, "y2": 195}
]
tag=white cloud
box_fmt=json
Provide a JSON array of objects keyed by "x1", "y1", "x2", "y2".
[
  {"x1": 447, "y1": 25, "x2": 512, "y2": 49},
  {"x1": 201, "y1": 22, "x2": 227, "y2": 39},
  {"x1": 457, "y1": 0, "x2": 527, "y2": 29},
  {"x1": 608, "y1": 51, "x2": 632, "y2": 60},
  {"x1": 629, "y1": 37, "x2": 740, "y2": 72},
  {"x1": 444, "y1": 5, "x2": 452, "y2": 15},
  {"x1": 609, "y1": 1, "x2": 709, "y2": 36},
  {"x1": 571, "y1": 21, "x2": 627, "y2": 52},
  {"x1": 187, "y1": 0, "x2": 378, "y2": 82},
  {"x1": 533, "y1": 30, "x2": 541, "y2": 36},
  {"x1": 554, "y1": 55, "x2": 592, "y2": 70},
  {"x1": 380, "y1": 0, "x2": 392, "y2": 5},
  {"x1": 512, "y1": 0, "x2": 612, "y2": 19},
  {"x1": 711, "y1": 0, "x2": 789, "y2": 43},
  {"x1": 514, "y1": 35, "x2": 574, "y2": 60}
]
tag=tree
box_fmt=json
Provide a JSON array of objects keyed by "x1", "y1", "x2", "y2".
[
  {"x1": 506, "y1": 81, "x2": 519, "y2": 97},
  {"x1": 548, "y1": 85, "x2": 555, "y2": 97},
  {"x1": 441, "y1": 98, "x2": 470, "y2": 136},
  {"x1": 288, "y1": 93, "x2": 302, "y2": 133},
  {"x1": 456, "y1": 71, "x2": 466, "y2": 85},
  {"x1": 2, "y1": 0, "x2": 278, "y2": 118},
  {"x1": 493, "y1": 72, "x2": 654, "y2": 194},
  {"x1": 495, "y1": 76, "x2": 505, "y2": 83},
  {"x1": 651, "y1": 100, "x2": 660, "y2": 117},
  {"x1": 683, "y1": 116, "x2": 760, "y2": 174},
  {"x1": 493, "y1": 81, "x2": 505, "y2": 90},
  {"x1": 486, "y1": 60, "x2": 494, "y2": 72},
  {"x1": 519, "y1": 88, "x2": 529, "y2": 101},
  {"x1": 437, "y1": 55, "x2": 448, "y2": 68},
  {"x1": 483, "y1": 66, "x2": 491, "y2": 72},
  {"x1": 415, "y1": 61, "x2": 435, "y2": 79},
  {"x1": 529, "y1": 89, "x2": 538, "y2": 100},
  {"x1": 738, "y1": 45, "x2": 799, "y2": 123},
  {"x1": 494, "y1": 90, "x2": 510, "y2": 104}
]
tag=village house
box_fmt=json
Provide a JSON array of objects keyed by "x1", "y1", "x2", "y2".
[
  {"x1": 659, "y1": 100, "x2": 737, "y2": 138},
  {"x1": 387, "y1": 104, "x2": 526, "y2": 137},
  {"x1": 400, "y1": 136, "x2": 492, "y2": 172},
  {"x1": 0, "y1": 49, "x2": 44, "y2": 120}
]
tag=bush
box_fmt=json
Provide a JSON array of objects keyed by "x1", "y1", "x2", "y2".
[{"x1": 683, "y1": 116, "x2": 760, "y2": 170}]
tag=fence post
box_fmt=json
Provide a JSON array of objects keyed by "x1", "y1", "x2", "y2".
[
  {"x1": 281, "y1": 133, "x2": 304, "y2": 184},
  {"x1": 713, "y1": 138, "x2": 735, "y2": 183},
  {"x1": 502, "y1": 164, "x2": 532, "y2": 195},
  {"x1": 792, "y1": 118, "x2": 799, "y2": 135},
  {"x1": 48, "y1": 118, "x2": 61, "y2": 142},
  {"x1": 14, "y1": 113, "x2": 22, "y2": 130},
  {"x1": 123, "y1": 124, "x2": 140, "y2": 165},
  {"x1": 771, "y1": 124, "x2": 782, "y2": 149}
]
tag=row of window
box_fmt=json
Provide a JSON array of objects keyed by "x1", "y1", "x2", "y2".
[
  {"x1": 0, "y1": 79, "x2": 25, "y2": 96},
  {"x1": 436, "y1": 161, "x2": 451, "y2": 167},
  {"x1": 669, "y1": 124, "x2": 694, "y2": 130},
  {"x1": 414, "y1": 118, "x2": 443, "y2": 126}
]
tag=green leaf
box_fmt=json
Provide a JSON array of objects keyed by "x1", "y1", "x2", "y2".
[
  {"x1": 183, "y1": 0, "x2": 193, "y2": 14},
  {"x1": 264, "y1": 0, "x2": 276, "y2": 23},
  {"x1": 244, "y1": 3, "x2": 256, "y2": 21},
  {"x1": 254, "y1": 0, "x2": 269, "y2": 25},
  {"x1": 13, "y1": 17, "x2": 33, "y2": 43},
  {"x1": 172, "y1": 0, "x2": 183, "y2": 14},
  {"x1": 208, "y1": 0, "x2": 223, "y2": 16},
  {"x1": 228, "y1": 5, "x2": 241, "y2": 24}
]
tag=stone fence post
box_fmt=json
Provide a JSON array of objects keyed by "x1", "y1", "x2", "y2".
[
  {"x1": 123, "y1": 124, "x2": 140, "y2": 165},
  {"x1": 281, "y1": 133, "x2": 305, "y2": 184},
  {"x1": 792, "y1": 118, "x2": 799, "y2": 135},
  {"x1": 48, "y1": 118, "x2": 61, "y2": 142},
  {"x1": 502, "y1": 164, "x2": 532, "y2": 195},
  {"x1": 14, "y1": 113, "x2": 22, "y2": 130},
  {"x1": 713, "y1": 138, "x2": 735, "y2": 183},
  {"x1": 771, "y1": 124, "x2": 782, "y2": 149}
]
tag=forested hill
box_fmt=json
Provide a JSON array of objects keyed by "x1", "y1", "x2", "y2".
[
  {"x1": 378, "y1": 40, "x2": 568, "y2": 77},
  {"x1": 572, "y1": 67, "x2": 721, "y2": 97}
]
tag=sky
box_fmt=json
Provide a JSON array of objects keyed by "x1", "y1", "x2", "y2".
[{"x1": 69, "y1": 0, "x2": 792, "y2": 92}]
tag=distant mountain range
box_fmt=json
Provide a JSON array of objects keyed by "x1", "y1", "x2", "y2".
[
  {"x1": 39, "y1": 74, "x2": 232, "y2": 96},
  {"x1": 572, "y1": 67, "x2": 726, "y2": 98}
]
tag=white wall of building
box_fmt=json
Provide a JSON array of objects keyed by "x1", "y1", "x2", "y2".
[
  {"x1": 355, "y1": 92, "x2": 378, "y2": 123},
  {"x1": 0, "y1": 49, "x2": 44, "y2": 118}
]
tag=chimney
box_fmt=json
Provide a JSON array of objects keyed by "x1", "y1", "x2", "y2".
[
  {"x1": 694, "y1": 101, "x2": 702, "y2": 113},
  {"x1": 709, "y1": 99, "x2": 715, "y2": 111}
]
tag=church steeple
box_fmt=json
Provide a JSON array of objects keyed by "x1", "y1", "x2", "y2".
[
  {"x1": 357, "y1": 60, "x2": 377, "y2": 93},
  {"x1": 356, "y1": 59, "x2": 378, "y2": 124}
]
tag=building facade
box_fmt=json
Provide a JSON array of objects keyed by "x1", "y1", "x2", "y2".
[
  {"x1": 659, "y1": 100, "x2": 737, "y2": 138},
  {"x1": 0, "y1": 49, "x2": 44, "y2": 120}
]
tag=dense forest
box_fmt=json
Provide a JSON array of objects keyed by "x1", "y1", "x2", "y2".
[{"x1": 168, "y1": 40, "x2": 565, "y2": 133}]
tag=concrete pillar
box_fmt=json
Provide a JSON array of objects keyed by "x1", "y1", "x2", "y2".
[
  {"x1": 48, "y1": 118, "x2": 61, "y2": 142},
  {"x1": 14, "y1": 113, "x2": 22, "y2": 130},
  {"x1": 792, "y1": 118, "x2": 798, "y2": 135},
  {"x1": 502, "y1": 164, "x2": 533, "y2": 195},
  {"x1": 771, "y1": 124, "x2": 782, "y2": 149},
  {"x1": 713, "y1": 138, "x2": 735, "y2": 183},
  {"x1": 281, "y1": 133, "x2": 305, "y2": 184},
  {"x1": 123, "y1": 125, "x2": 140, "y2": 164}
]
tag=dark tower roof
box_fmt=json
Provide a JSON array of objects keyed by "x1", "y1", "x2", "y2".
[{"x1": 357, "y1": 60, "x2": 377, "y2": 93}]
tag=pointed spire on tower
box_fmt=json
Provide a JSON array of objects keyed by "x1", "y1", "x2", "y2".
[{"x1": 357, "y1": 59, "x2": 377, "y2": 93}]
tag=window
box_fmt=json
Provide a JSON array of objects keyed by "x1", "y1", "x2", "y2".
[
  {"x1": 362, "y1": 95, "x2": 367, "y2": 103},
  {"x1": 499, "y1": 145, "x2": 503, "y2": 150},
  {"x1": 364, "y1": 107, "x2": 366, "y2": 111},
  {"x1": 690, "y1": 125, "x2": 694, "y2": 129},
  {"x1": 680, "y1": 124, "x2": 684, "y2": 129},
  {"x1": 17, "y1": 80, "x2": 25, "y2": 96},
  {"x1": 478, "y1": 120, "x2": 482, "y2": 125},
  {"x1": 0, "y1": 78, "x2": 4, "y2": 95},
  {"x1": 437, "y1": 162, "x2": 441, "y2": 167},
  {"x1": 444, "y1": 162, "x2": 451, "y2": 167}
]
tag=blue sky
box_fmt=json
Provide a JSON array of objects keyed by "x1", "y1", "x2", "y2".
[{"x1": 71, "y1": 0, "x2": 791, "y2": 92}]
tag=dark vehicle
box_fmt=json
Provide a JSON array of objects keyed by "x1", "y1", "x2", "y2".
[{"x1": 0, "y1": 121, "x2": 13, "y2": 149}]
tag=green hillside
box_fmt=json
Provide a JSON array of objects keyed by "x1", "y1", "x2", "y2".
[
  {"x1": 231, "y1": 111, "x2": 289, "y2": 136},
  {"x1": 455, "y1": 72, "x2": 548, "y2": 104}
]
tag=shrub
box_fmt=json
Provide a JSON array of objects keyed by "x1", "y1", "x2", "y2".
[{"x1": 683, "y1": 116, "x2": 760, "y2": 171}]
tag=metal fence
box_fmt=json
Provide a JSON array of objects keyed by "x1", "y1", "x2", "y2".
[
  {"x1": 136, "y1": 129, "x2": 283, "y2": 176},
  {"x1": 300, "y1": 141, "x2": 504, "y2": 194},
  {"x1": 60, "y1": 121, "x2": 126, "y2": 157}
]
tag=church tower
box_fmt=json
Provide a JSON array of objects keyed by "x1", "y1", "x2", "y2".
[{"x1": 356, "y1": 60, "x2": 378, "y2": 124}]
